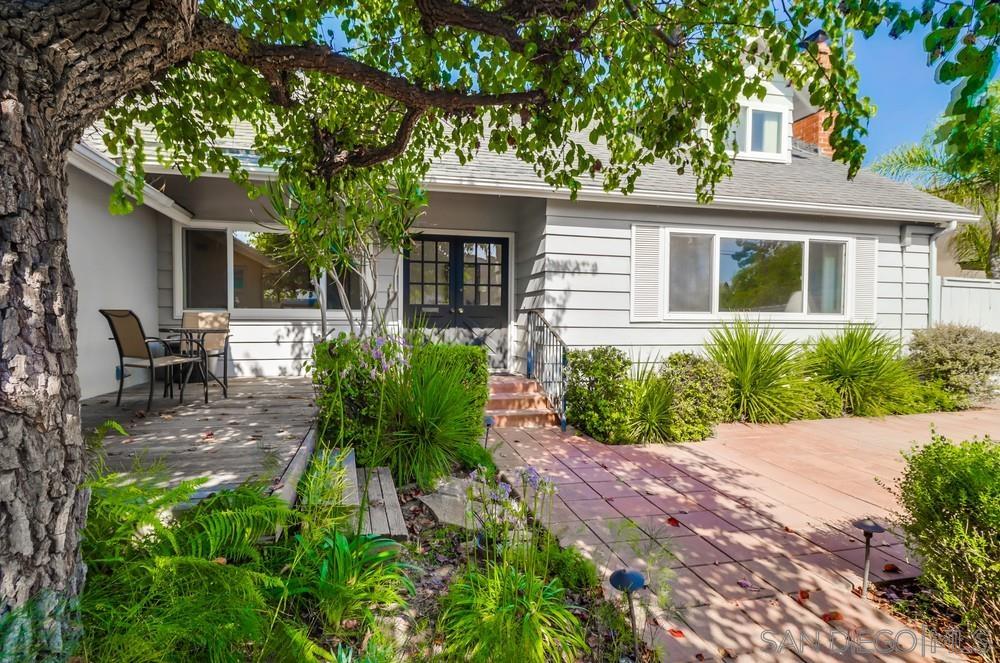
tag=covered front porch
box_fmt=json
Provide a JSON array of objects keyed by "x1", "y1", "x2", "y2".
[{"x1": 81, "y1": 377, "x2": 317, "y2": 503}]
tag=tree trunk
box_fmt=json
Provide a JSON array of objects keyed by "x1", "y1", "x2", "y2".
[
  {"x1": 1, "y1": 2, "x2": 198, "y2": 656},
  {"x1": 0, "y1": 94, "x2": 86, "y2": 659}
]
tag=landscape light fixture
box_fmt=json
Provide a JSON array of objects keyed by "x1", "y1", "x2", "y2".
[
  {"x1": 853, "y1": 518, "x2": 886, "y2": 599},
  {"x1": 610, "y1": 568, "x2": 646, "y2": 661},
  {"x1": 482, "y1": 415, "x2": 495, "y2": 449}
]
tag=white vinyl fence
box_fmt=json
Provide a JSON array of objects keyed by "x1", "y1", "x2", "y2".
[{"x1": 936, "y1": 277, "x2": 1000, "y2": 331}]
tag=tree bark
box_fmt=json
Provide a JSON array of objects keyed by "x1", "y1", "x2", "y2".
[
  {"x1": 0, "y1": 79, "x2": 86, "y2": 662},
  {"x1": 1, "y1": 2, "x2": 198, "y2": 656}
]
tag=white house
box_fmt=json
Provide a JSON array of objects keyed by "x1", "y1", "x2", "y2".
[{"x1": 67, "y1": 76, "x2": 979, "y2": 399}]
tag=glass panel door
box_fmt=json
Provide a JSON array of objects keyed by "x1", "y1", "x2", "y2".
[{"x1": 403, "y1": 235, "x2": 509, "y2": 369}]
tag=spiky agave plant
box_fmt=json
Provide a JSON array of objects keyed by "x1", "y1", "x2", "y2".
[
  {"x1": 624, "y1": 361, "x2": 674, "y2": 443},
  {"x1": 708, "y1": 319, "x2": 812, "y2": 423},
  {"x1": 804, "y1": 324, "x2": 919, "y2": 416}
]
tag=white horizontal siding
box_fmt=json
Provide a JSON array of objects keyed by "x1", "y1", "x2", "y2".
[
  {"x1": 536, "y1": 200, "x2": 934, "y2": 360},
  {"x1": 875, "y1": 231, "x2": 933, "y2": 342}
]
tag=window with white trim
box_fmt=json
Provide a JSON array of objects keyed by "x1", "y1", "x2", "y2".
[
  {"x1": 631, "y1": 226, "x2": 855, "y2": 320},
  {"x1": 181, "y1": 226, "x2": 359, "y2": 315},
  {"x1": 733, "y1": 107, "x2": 788, "y2": 160}
]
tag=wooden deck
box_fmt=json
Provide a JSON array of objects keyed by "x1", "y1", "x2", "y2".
[{"x1": 81, "y1": 377, "x2": 317, "y2": 502}]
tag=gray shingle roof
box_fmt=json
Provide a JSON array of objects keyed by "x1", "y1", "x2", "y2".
[
  {"x1": 425, "y1": 138, "x2": 976, "y2": 221},
  {"x1": 80, "y1": 123, "x2": 976, "y2": 222}
]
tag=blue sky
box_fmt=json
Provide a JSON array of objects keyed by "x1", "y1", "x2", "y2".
[{"x1": 853, "y1": 29, "x2": 949, "y2": 164}]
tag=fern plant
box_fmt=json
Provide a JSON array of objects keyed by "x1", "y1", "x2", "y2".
[{"x1": 78, "y1": 447, "x2": 405, "y2": 662}]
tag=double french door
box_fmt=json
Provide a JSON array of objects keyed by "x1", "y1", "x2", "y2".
[{"x1": 403, "y1": 235, "x2": 510, "y2": 369}]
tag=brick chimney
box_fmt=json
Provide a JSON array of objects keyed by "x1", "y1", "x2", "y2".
[{"x1": 792, "y1": 33, "x2": 835, "y2": 157}]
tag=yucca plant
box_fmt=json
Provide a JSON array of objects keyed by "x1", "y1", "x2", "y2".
[
  {"x1": 374, "y1": 348, "x2": 485, "y2": 490},
  {"x1": 804, "y1": 324, "x2": 919, "y2": 416},
  {"x1": 624, "y1": 362, "x2": 674, "y2": 443},
  {"x1": 708, "y1": 320, "x2": 812, "y2": 423},
  {"x1": 439, "y1": 562, "x2": 587, "y2": 663}
]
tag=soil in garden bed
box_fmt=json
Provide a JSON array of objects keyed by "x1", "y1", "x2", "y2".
[
  {"x1": 383, "y1": 482, "x2": 658, "y2": 662},
  {"x1": 870, "y1": 580, "x2": 989, "y2": 662}
]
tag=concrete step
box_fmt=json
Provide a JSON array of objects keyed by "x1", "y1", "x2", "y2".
[
  {"x1": 486, "y1": 408, "x2": 560, "y2": 428},
  {"x1": 487, "y1": 392, "x2": 552, "y2": 410}
]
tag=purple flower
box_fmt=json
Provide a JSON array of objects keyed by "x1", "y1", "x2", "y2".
[
  {"x1": 523, "y1": 467, "x2": 541, "y2": 490},
  {"x1": 375, "y1": 336, "x2": 386, "y2": 348},
  {"x1": 370, "y1": 369, "x2": 377, "y2": 380}
]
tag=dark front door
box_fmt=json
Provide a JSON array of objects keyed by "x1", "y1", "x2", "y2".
[{"x1": 404, "y1": 235, "x2": 510, "y2": 369}]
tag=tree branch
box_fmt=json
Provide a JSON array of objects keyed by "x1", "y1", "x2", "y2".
[
  {"x1": 193, "y1": 16, "x2": 546, "y2": 111},
  {"x1": 412, "y1": 0, "x2": 596, "y2": 60},
  {"x1": 315, "y1": 107, "x2": 425, "y2": 178}
]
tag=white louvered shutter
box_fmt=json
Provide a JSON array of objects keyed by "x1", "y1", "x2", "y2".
[
  {"x1": 631, "y1": 225, "x2": 664, "y2": 321},
  {"x1": 853, "y1": 237, "x2": 878, "y2": 321}
]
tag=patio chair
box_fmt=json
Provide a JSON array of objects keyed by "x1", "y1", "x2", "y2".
[
  {"x1": 100, "y1": 309, "x2": 207, "y2": 411},
  {"x1": 180, "y1": 310, "x2": 231, "y2": 398}
]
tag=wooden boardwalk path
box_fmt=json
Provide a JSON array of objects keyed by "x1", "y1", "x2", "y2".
[{"x1": 81, "y1": 377, "x2": 317, "y2": 502}]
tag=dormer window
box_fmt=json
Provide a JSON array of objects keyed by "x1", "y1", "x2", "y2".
[
  {"x1": 749, "y1": 109, "x2": 782, "y2": 153},
  {"x1": 734, "y1": 106, "x2": 790, "y2": 163}
]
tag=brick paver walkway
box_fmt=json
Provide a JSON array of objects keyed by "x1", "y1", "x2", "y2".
[{"x1": 490, "y1": 406, "x2": 999, "y2": 662}]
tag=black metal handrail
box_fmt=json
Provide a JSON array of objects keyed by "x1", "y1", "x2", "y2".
[{"x1": 525, "y1": 309, "x2": 568, "y2": 431}]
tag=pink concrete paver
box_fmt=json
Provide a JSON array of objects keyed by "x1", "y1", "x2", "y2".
[{"x1": 491, "y1": 405, "x2": 1000, "y2": 661}]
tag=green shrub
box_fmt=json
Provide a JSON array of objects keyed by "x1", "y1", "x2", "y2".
[
  {"x1": 565, "y1": 347, "x2": 631, "y2": 442},
  {"x1": 707, "y1": 320, "x2": 812, "y2": 423},
  {"x1": 311, "y1": 333, "x2": 408, "y2": 447},
  {"x1": 439, "y1": 563, "x2": 587, "y2": 662},
  {"x1": 506, "y1": 533, "x2": 599, "y2": 595},
  {"x1": 313, "y1": 336, "x2": 491, "y2": 490},
  {"x1": 906, "y1": 379, "x2": 965, "y2": 413},
  {"x1": 546, "y1": 543, "x2": 599, "y2": 595},
  {"x1": 660, "y1": 352, "x2": 733, "y2": 441},
  {"x1": 374, "y1": 347, "x2": 487, "y2": 490},
  {"x1": 908, "y1": 324, "x2": 1000, "y2": 403},
  {"x1": 624, "y1": 363, "x2": 673, "y2": 443},
  {"x1": 805, "y1": 325, "x2": 920, "y2": 416},
  {"x1": 799, "y1": 377, "x2": 844, "y2": 419},
  {"x1": 893, "y1": 433, "x2": 1000, "y2": 661}
]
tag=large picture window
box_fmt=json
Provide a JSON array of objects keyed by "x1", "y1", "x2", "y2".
[
  {"x1": 658, "y1": 230, "x2": 848, "y2": 318},
  {"x1": 719, "y1": 238, "x2": 803, "y2": 313},
  {"x1": 180, "y1": 227, "x2": 359, "y2": 315}
]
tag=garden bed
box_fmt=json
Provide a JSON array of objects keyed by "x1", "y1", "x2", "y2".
[
  {"x1": 384, "y1": 477, "x2": 658, "y2": 662},
  {"x1": 872, "y1": 580, "x2": 988, "y2": 663}
]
